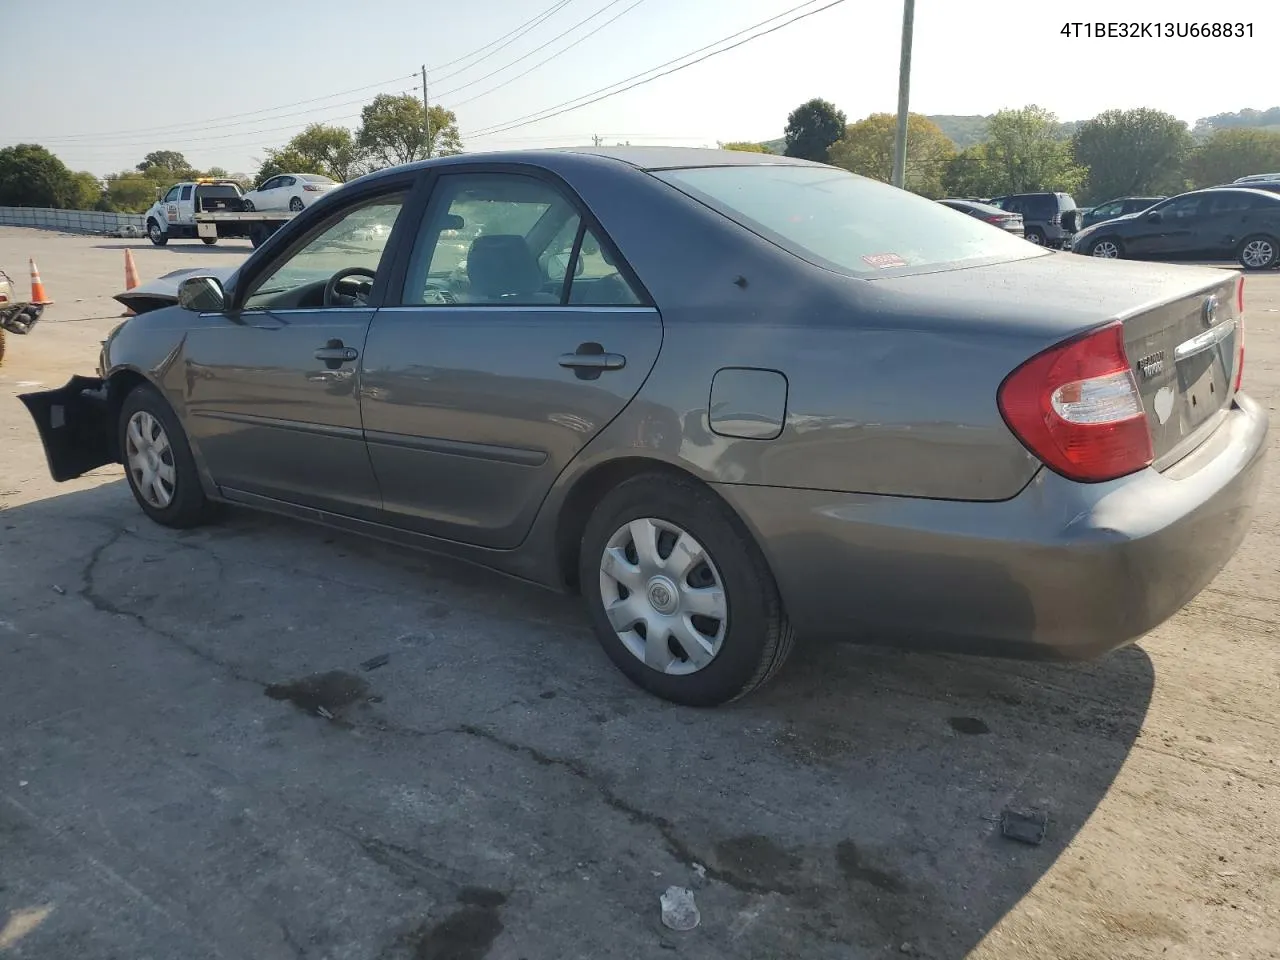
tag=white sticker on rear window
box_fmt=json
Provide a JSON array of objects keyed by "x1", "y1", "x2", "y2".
[{"x1": 861, "y1": 253, "x2": 907, "y2": 269}]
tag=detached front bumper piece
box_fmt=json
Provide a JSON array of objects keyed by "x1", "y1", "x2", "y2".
[{"x1": 19, "y1": 375, "x2": 117, "y2": 482}]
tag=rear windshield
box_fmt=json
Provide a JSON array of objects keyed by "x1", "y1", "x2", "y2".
[
  {"x1": 653, "y1": 165, "x2": 1040, "y2": 277},
  {"x1": 196, "y1": 184, "x2": 242, "y2": 199},
  {"x1": 302, "y1": 174, "x2": 336, "y2": 184}
]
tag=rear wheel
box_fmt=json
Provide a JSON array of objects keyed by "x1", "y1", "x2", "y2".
[
  {"x1": 1238, "y1": 234, "x2": 1279, "y2": 271},
  {"x1": 119, "y1": 384, "x2": 217, "y2": 529},
  {"x1": 289, "y1": 196, "x2": 304, "y2": 212},
  {"x1": 201, "y1": 237, "x2": 218, "y2": 246},
  {"x1": 147, "y1": 219, "x2": 167, "y2": 246},
  {"x1": 1025, "y1": 227, "x2": 1046, "y2": 245},
  {"x1": 579, "y1": 474, "x2": 795, "y2": 706},
  {"x1": 1089, "y1": 237, "x2": 1123, "y2": 259}
]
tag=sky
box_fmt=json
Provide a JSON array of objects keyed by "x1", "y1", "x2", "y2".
[{"x1": 3, "y1": 0, "x2": 1275, "y2": 177}]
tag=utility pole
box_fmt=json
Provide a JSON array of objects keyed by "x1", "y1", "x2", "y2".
[
  {"x1": 592, "y1": 134, "x2": 603, "y2": 146},
  {"x1": 891, "y1": 0, "x2": 915, "y2": 189},
  {"x1": 422, "y1": 64, "x2": 432, "y2": 159}
]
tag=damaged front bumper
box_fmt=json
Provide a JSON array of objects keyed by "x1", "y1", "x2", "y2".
[{"x1": 19, "y1": 375, "x2": 118, "y2": 481}]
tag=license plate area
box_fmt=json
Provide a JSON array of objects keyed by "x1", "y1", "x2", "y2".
[
  {"x1": 197, "y1": 221, "x2": 218, "y2": 238},
  {"x1": 1176, "y1": 325, "x2": 1235, "y2": 433}
]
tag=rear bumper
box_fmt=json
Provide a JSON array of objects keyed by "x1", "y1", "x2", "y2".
[{"x1": 716, "y1": 394, "x2": 1269, "y2": 659}]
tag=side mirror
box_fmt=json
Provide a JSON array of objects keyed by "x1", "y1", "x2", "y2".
[{"x1": 178, "y1": 276, "x2": 226, "y2": 312}]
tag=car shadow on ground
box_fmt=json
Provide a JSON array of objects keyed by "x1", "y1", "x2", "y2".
[{"x1": 1, "y1": 480, "x2": 1154, "y2": 960}]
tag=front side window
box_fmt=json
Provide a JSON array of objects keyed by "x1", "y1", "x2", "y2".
[
  {"x1": 654, "y1": 165, "x2": 1039, "y2": 278},
  {"x1": 164, "y1": 186, "x2": 181, "y2": 203},
  {"x1": 242, "y1": 194, "x2": 406, "y2": 310},
  {"x1": 1160, "y1": 195, "x2": 1204, "y2": 219},
  {"x1": 401, "y1": 173, "x2": 641, "y2": 306}
]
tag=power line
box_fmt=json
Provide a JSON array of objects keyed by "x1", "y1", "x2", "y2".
[
  {"x1": 465, "y1": 0, "x2": 846, "y2": 139},
  {"x1": 440, "y1": 0, "x2": 647, "y2": 109},
  {"x1": 434, "y1": 0, "x2": 642, "y2": 102},
  {"x1": 429, "y1": 0, "x2": 577, "y2": 76}
]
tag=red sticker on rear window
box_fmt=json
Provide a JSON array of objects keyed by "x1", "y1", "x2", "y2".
[{"x1": 862, "y1": 253, "x2": 907, "y2": 269}]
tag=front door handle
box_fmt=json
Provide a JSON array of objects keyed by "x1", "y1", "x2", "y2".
[
  {"x1": 559, "y1": 343, "x2": 626, "y2": 380},
  {"x1": 315, "y1": 339, "x2": 358, "y2": 369}
]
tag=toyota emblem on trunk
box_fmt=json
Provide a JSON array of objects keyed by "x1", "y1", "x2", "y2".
[{"x1": 1202, "y1": 295, "x2": 1219, "y2": 327}]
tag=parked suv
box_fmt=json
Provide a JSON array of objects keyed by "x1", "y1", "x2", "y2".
[{"x1": 987, "y1": 192, "x2": 1079, "y2": 246}]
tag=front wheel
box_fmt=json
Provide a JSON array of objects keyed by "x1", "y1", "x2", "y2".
[
  {"x1": 147, "y1": 219, "x2": 167, "y2": 246},
  {"x1": 119, "y1": 384, "x2": 217, "y2": 529},
  {"x1": 1238, "y1": 234, "x2": 1279, "y2": 271},
  {"x1": 1089, "y1": 237, "x2": 1123, "y2": 259},
  {"x1": 579, "y1": 474, "x2": 795, "y2": 706},
  {"x1": 242, "y1": 199, "x2": 255, "y2": 212}
]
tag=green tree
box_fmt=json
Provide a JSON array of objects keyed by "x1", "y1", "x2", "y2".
[
  {"x1": 1072, "y1": 109, "x2": 1192, "y2": 201},
  {"x1": 828, "y1": 113, "x2": 956, "y2": 197},
  {"x1": 719, "y1": 141, "x2": 767, "y2": 153},
  {"x1": 783, "y1": 98, "x2": 846, "y2": 162},
  {"x1": 1185, "y1": 128, "x2": 1280, "y2": 187},
  {"x1": 356, "y1": 95, "x2": 462, "y2": 168},
  {"x1": 137, "y1": 151, "x2": 191, "y2": 176},
  {"x1": 69, "y1": 171, "x2": 103, "y2": 209},
  {"x1": 0, "y1": 144, "x2": 78, "y2": 207},
  {"x1": 100, "y1": 173, "x2": 162, "y2": 213},
  {"x1": 256, "y1": 124, "x2": 363, "y2": 184},
  {"x1": 941, "y1": 144, "x2": 1004, "y2": 197},
  {"x1": 983, "y1": 105, "x2": 1085, "y2": 194}
]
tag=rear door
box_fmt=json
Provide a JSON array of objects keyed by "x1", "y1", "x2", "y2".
[
  {"x1": 359, "y1": 167, "x2": 663, "y2": 549},
  {"x1": 176, "y1": 184, "x2": 196, "y2": 226},
  {"x1": 1199, "y1": 190, "x2": 1257, "y2": 257}
]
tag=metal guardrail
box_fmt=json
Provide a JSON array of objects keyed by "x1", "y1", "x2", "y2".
[{"x1": 0, "y1": 206, "x2": 146, "y2": 236}]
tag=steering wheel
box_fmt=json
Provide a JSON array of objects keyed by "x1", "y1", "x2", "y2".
[{"x1": 323, "y1": 267, "x2": 376, "y2": 307}]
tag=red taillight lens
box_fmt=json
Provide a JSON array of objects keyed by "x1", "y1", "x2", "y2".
[
  {"x1": 1235, "y1": 275, "x2": 1245, "y2": 392},
  {"x1": 984, "y1": 214, "x2": 1004, "y2": 223},
  {"x1": 998, "y1": 321, "x2": 1154, "y2": 483},
  {"x1": 303, "y1": 184, "x2": 321, "y2": 191}
]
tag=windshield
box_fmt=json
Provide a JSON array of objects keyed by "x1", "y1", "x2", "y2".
[{"x1": 654, "y1": 165, "x2": 1040, "y2": 277}]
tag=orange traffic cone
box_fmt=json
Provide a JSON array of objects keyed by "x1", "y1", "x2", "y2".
[
  {"x1": 122, "y1": 249, "x2": 141, "y2": 316},
  {"x1": 28, "y1": 259, "x2": 52, "y2": 305}
]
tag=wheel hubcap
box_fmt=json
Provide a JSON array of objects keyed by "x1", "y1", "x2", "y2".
[
  {"x1": 125, "y1": 411, "x2": 176, "y2": 509},
  {"x1": 598, "y1": 517, "x2": 727, "y2": 675},
  {"x1": 1027, "y1": 233, "x2": 1042, "y2": 244},
  {"x1": 1093, "y1": 241, "x2": 1118, "y2": 258},
  {"x1": 1243, "y1": 240, "x2": 1273, "y2": 268}
]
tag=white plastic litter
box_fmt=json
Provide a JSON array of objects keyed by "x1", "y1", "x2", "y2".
[{"x1": 660, "y1": 885, "x2": 700, "y2": 931}]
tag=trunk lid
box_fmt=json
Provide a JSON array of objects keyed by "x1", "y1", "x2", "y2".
[{"x1": 867, "y1": 253, "x2": 1244, "y2": 469}]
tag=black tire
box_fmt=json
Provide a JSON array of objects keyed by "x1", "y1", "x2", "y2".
[
  {"x1": 242, "y1": 199, "x2": 255, "y2": 212},
  {"x1": 249, "y1": 223, "x2": 269, "y2": 249},
  {"x1": 1237, "y1": 234, "x2": 1279, "y2": 271},
  {"x1": 1025, "y1": 227, "x2": 1046, "y2": 245},
  {"x1": 147, "y1": 219, "x2": 167, "y2": 246},
  {"x1": 201, "y1": 237, "x2": 218, "y2": 246},
  {"x1": 118, "y1": 384, "x2": 217, "y2": 529},
  {"x1": 1089, "y1": 236, "x2": 1124, "y2": 259},
  {"x1": 578, "y1": 473, "x2": 796, "y2": 707},
  {"x1": 289, "y1": 196, "x2": 304, "y2": 212}
]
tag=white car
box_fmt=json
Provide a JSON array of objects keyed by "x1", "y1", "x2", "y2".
[{"x1": 241, "y1": 173, "x2": 341, "y2": 212}]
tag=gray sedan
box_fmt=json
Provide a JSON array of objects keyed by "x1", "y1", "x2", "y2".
[{"x1": 21, "y1": 148, "x2": 1268, "y2": 706}]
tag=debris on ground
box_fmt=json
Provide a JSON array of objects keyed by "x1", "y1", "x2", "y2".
[
  {"x1": 998, "y1": 808, "x2": 1048, "y2": 845},
  {"x1": 660, "y1": 886, "x2": 700, "y2": 931},
  {"x1": 360, "y1": 653, "x2": 391, "y2": 671},
  {"x1": 692, "y1": 862, "x2": 707, "y2": 880},
  {"x1": 264, "y1": 670, "x2": 371, "y2": 719},
  {"x1": 51, "y1": 585, "x2": 65, "y2": 595}
]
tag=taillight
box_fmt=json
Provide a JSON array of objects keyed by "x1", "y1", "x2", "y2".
[
  {"x1": 1235, "y1": 275, "x2": 1245, "y2": 392},
  {"x1": 303, "y1": 184, "x2": 322, "y2": 191},
  {"x1": 983, "y1": 214, "x2": 1005, "y2": 223},
  {"x1": 998, "y1": 321, "x2": 1153, "y2": 483}
]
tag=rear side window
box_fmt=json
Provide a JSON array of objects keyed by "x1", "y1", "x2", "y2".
[
  {"x1": 655, "y1": 166, "x2": 1039, "y2": 277},
  {"x1": 180, "y1": 185, "x2": 193, "y2": 201}
]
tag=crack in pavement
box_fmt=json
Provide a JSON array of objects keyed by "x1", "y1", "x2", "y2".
[{"x1": 453, "y1": 723, "x2": 800, "y2": 898}]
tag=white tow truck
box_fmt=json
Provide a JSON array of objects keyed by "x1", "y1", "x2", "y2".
[{"x1": 143, "y1": 178, "x2": 297, "y2": 248}]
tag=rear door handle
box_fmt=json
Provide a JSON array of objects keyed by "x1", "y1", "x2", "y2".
[{"x1": 558, "y1": 353, "x2": 625, "y2": 370}]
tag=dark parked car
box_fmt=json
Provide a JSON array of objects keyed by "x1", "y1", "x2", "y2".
[
  {"x1": 1213, "y1": 180, "x2": 1280, "y2": 196},
  {"x1": 1072, "y1": 187, "x2": 1280, "y2": 270},
  {"x1": 937, "y1": 198, "x2": 1025, "y2": 236},
  {"x1": 20, "y1": 149, "x2": 1267, "y2": 706},
  {"x1": 988, "y1": 192, "x2": 1079, "y2": 246},
  {"x1": 1081, "y1": 196, "x2": 1165, "y2": 228}
]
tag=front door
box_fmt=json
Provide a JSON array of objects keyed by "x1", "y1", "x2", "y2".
[
  {"x1": 1134, "y1": 193, "x2": 1204, "y2": 258},
  {"x1": 359, "y1": 169, "x2": 663, "y2": 549},
  {"x1": 180, "y1": 181, "x2": 414, "y2": 519},
  {"x1": 176, "y1": 184, "x2": 196, "y2": 227}
]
